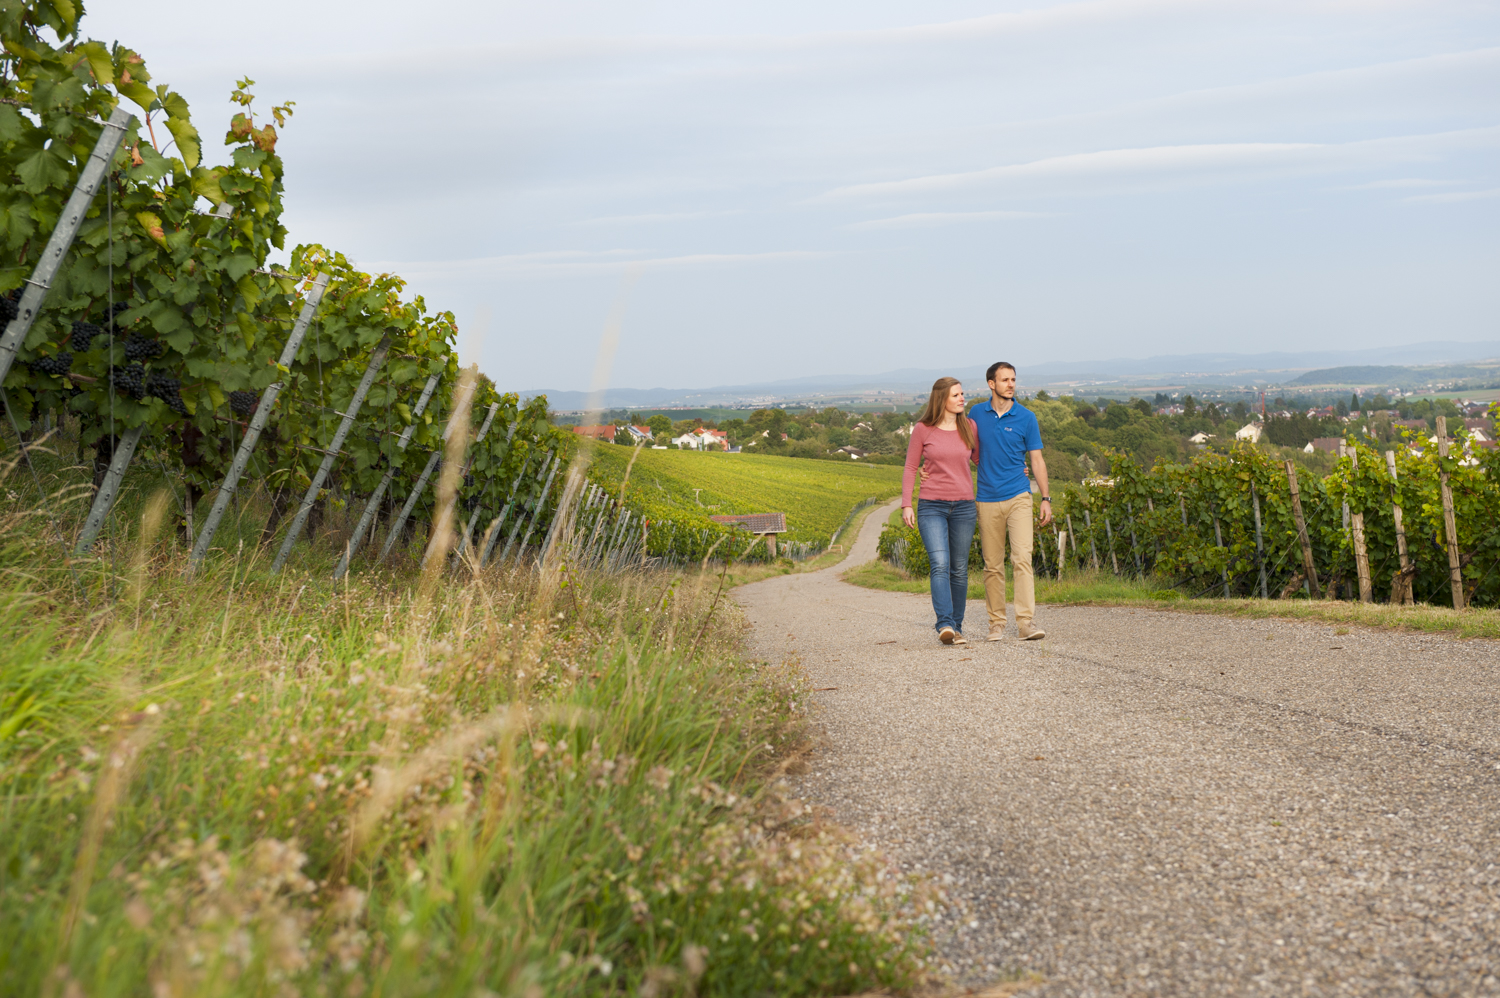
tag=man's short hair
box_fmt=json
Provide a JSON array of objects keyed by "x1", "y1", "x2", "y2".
[{"x1": 986, "y1": 361, "x2": 1016, "y2": 383}]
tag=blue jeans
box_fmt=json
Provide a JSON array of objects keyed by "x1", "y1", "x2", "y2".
[{"x1": 916, "y1": 498, "x2": 977, "y2": 634}]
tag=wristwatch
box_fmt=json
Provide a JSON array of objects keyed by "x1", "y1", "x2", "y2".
[{"x1": 1039, "y1": 496, "x2": 1051, "y2": 502}]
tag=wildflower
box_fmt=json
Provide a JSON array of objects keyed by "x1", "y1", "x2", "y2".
[{"x1": 645, "y1": 765, "x2": 673, "y2": 791}]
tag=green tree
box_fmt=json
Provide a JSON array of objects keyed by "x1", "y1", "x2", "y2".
[{"x1": 647, "y1": 414, "x2": 673, "y2": 438}]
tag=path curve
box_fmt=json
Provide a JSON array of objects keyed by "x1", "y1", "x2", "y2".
[{"x1": 734, "y1": 499, "x2": 1500, "y2": 996}]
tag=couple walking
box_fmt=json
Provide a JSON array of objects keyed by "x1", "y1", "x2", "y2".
[{"x1": 900, "y1": 362, "x2": 1051, "y2": 645}]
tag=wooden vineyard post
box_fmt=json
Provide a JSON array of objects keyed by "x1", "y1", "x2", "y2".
[
  {"x1": 1211, "y1": 505, "x2": 1230, "y2": 598},
  {"x1": 1065, "y1": 514, "x2": 1079, "y2": 571},
  {"x1": 1285, "y1": 460, "x2": 1321, "y2": 598},
  {"x1": 271, "y1": 336, "x2": 393, "y2": 573},
  {"x1": 191, "y1": 273, "x2": 330, "y2": 566},
  {"x1": 1435, "y1": 416, "x2": 1466, "y2": 610},
  {"x1": 1103, "y1": 516, "x2": 1120, "y2": 575},
  {"x1": 1348, "y1": 448, "x2": 1373, "y2": 603},
  {"x1": 0, "y1": 107, "x2": 135, "y2": 390},
  {"x1": 1082, "y1": 509, "x2": 1101, "y2": 570},
  {"x1": 73, "y1": 423, "x2": 146, "y2": 555},
  {"x1": 1251, "y1": 482, "x2": 1268, "y2": 600},
  {"x1": 332, "y1": 374, "x2": 440, "y2": 579},
  {"x1": 1385, "y1": 450, "x2": 1413, "y2": 605},
  {"x1": 1035, "y1": 517, "x2": 1051, "y2": 578},
  {"x1": 1126, "y1": 502, "x2": 1143, "y2": 576},
  {"x1": 1054, "y1": 524, "x2": 1065, "y2": 580},
  {"x1": 1146, "y1": 497, "x2": 1160, "y2": 563}
]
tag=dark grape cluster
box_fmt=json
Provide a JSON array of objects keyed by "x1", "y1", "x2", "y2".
[
  {"x1": 124, "y1": 332, "x2": 164, "y2": 362},
  {"x1": 111, "y1": 362, "x2": 148, "y2": 401},
  {"x1": 228, "y1": 390, "x2": 258, "y2": 415},
  {"x1": 461, "y1": 474, "x2": 480, "y2": 511},
  {"x1": 71, "y1": 320, "x2": 103, "y2": 351},
  {"x1": 1, "y1": 289, "x2": 19, "y2": 324},
  {"x1": 145, "y1": 372, "x2": 190, "y2": 415},
  {"x1": 28, "y1": 351, "x2": 73, "y2": 377}
]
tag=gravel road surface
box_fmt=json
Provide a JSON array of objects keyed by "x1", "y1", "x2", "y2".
[{"x1": 734, "y1": 500, "x2": 1500, "y2": 996}]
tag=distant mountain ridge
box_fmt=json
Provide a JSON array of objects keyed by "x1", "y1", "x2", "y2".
[{"x1": 525, "y1": 340, "x2": 1500, "y2": 410}]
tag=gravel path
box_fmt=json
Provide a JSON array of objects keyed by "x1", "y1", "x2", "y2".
[{"x1": 734, "y1": 500, "x2": 1500, "y2": 996}]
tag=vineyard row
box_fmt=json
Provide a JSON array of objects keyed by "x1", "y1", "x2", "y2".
[{"x1": 880, "y1": 423, "x2": 1500, "y2": 609}]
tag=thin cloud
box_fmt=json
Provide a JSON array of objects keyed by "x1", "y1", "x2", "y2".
[
  {"x1": 1343, "y1": 177, "x2": 1461, "y2": 189},
  {"x1": 847, "y1": 210, "x2": 1051, "y2": 230},
  {"x1": 364, "y1": 248, "x2": 833, "y2": 279},
  {"x1": 1404, "y1": 187, "x2": 1500, "y2": 203},
  {"x1": 570, "y1": 209, "x2": 747, "y2": 226},
  {"x1": 818, "y1": 127, "x2": 1500, "y2": 201}
]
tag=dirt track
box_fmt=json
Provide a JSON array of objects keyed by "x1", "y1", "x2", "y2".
[{"x1": 734, "y1": 500, "x2": 1500, "y2": 997}]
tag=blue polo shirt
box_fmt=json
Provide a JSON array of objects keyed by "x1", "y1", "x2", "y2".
[{"x1": 971, "y1": 398, "x2": 1042, "y2": 502}]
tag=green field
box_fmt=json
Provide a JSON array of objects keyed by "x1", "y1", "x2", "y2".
[{"x1": 587, "y1": 446, "x2": 903, "y2": 544}]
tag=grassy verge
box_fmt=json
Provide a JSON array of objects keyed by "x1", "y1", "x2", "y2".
[
  {"x1": 843, "y1": 560, "x2": 1500, "y2": 640},
  {"x1": 0, "y1": 470, "x2": 937, "y2": 995}
]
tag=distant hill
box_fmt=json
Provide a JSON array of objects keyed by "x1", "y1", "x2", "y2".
[
  {"x1": 1290, "y1": 364, "x2": 1500, "y2": 387},
  {"x1": 528, "y1": 341, "x2": 1500, "y2": 409}
]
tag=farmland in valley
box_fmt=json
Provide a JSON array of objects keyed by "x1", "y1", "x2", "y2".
[{"x1": 587, "y1": 445, "x2": 903, "y2": 544}]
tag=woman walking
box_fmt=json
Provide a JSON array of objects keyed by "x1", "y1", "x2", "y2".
[{"x1": 902, "y1": 377, "x2": 979, "y2": 644}]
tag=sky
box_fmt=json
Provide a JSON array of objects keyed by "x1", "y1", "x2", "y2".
[{"x1": 80, "y1": 0, "x2": 1500, "y2": 392}]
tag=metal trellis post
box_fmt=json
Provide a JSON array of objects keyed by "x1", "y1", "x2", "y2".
[
  {"x1": 271, "y1": 335, "x2": 392, "y2": 573},
  {"x1": 191, "y1": 273, "x2": 330, "y2": 565},
  {"x1": 332, "y1": 373, "x2": 440, "y2": 579},
  {"x1": 1251, "y1": 483, "x2": 1268, "y2": 600},
  {"x1": 0, "y1": 107, "x2": 135, "y2": 391},
  {"x1": 479, "y1": 446, "x2": 536, "y2": 568},
  {"x1": 73, "y1": 423, "x2": 145, "y2": 555},
  {"x1": 507, "y1": 453, "x2": 560, "y2": 564}
]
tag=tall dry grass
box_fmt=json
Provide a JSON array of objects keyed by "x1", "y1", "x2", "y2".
[{"x1": 0, "y1": 445, "x2": 939, "y2": 997}]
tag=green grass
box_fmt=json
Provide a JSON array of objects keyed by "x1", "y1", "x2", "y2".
[
  {"x1": 843, "y1": 561, "x2": 1500, "y2": 640},
  {"x1": 0, "y1": 455, "x2": 936, "y2": 997},
  {"x1": 587, "y1": 445, "x2": 902, "y2": 545}
]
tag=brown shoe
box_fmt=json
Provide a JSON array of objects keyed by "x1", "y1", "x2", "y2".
[
  {"x1": 952, "y1": 632, "x2": 969, "y2": 645},
  {"x1": 1018, "y1": 621, "x2": 1046, "y2": 641},
  {"x1": 987, "y1": 626, "x2": 1006, "y2": 642},
  {"x1": 938, "y1": 626, "x2": 956, "y2": 645}
]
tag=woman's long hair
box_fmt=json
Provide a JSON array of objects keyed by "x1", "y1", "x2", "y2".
[{"x1": 917, "y1": 377, "x2": 974, "y2": 450}]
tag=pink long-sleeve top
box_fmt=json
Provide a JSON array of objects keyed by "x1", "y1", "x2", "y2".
[{"x1": 901, "y1": 419, "x2": 979, "y2": 507}]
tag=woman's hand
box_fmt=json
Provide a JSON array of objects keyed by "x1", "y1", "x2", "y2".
[{"x1": 902, "y1": 505, "x2": 915, "y2": 528}]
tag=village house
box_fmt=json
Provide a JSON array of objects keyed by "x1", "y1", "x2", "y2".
[
  {"x1": 693, "y1": 427, "x2": 729, "y2": 450},
  {"x1": 621, "y1": 424, "x2": 653, "y2": 445},
  {"x1": 1234, "y1": 422, "x2": 1262, "y2": 444},
  {"x1": 572, "y1": 424, "x2": 617, "y2": 442}
]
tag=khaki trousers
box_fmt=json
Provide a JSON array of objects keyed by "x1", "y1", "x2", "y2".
[{"x1": 978, "y1": 493, "x2": 1035, "y2": 627}]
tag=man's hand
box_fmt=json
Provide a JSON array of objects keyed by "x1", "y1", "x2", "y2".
[
  {"x1": 918, "y1": 465, "x2": 931, "y2": 484},
  {"x1": 1030, "y1": 450, "x2": 1052, "y2": 527},
  {"x1": 902, "y1": 505, "x2": 915, "y2": 528}
]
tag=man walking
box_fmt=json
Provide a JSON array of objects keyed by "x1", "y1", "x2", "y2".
[{"x1": 971, "y1": 362, "x2": 1051, "y2": 641}]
